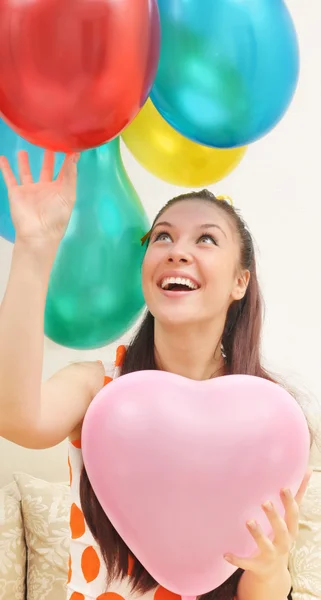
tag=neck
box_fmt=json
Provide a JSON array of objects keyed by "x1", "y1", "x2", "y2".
[{"x1": 154, "y1": 320, "x2": 225, "y2": 380}]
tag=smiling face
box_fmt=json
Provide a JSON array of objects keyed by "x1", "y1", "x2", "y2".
[{"x1": 142, "y1": 199, "x2": 250, "y2": 327}]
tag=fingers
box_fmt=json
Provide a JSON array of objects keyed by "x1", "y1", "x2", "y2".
[
  {"x1": 57, "y1": 153, "x2": 79, "y2": 206},
  {"x1": 39, "y1": 150, "x2": 55, "y2": 182},
  {"x1": 224, "y1": 553, "x2": 253, "y2": 571},
  {"x1": 262, "y1": 501, "x2": 290, "y2": 553},
  {"x1": 224, "y1": 501, "x2": 292, "y2": 569},
  {"x1": 281, "y1": 488, "x2": 300, "y2": 539},
  {"x1": 0, "y1": 156, "x2": 18, "y2": 190},
  {"x1": 17, "y1": 150, "x2": 33, "y2": 185},
  {"x1": 1, "y1": 150, "x2": 79, "y2": 193},
  {"x1": 224, "y1": 538, "x2": 256, "y2": 570},
  {"x1": 57, "y1": 153, "x2": 79, "y2": 181},
  {"x1": 280, "y1": 470, "x2": 312, "y2": 539},
  {"x1": 294, "y1": 469, "x2": 312, "y2": 506},
  {"x1": 224, "y1": 477, "x2": 312, "y2": 572},
  {"x1": 224, "y1": 519, "x2": 274, "y2": 571},
  {"x1": 246, "y1": 518, "x2": 275, "y2": 554}
]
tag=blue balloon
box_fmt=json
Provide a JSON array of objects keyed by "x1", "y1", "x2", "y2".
[
  {"x1": 151, "y1": 0, "x2": 299, "y2": 148},
  {"x1": 0, "y1": 120, "x2": 65, "y2": 242}
]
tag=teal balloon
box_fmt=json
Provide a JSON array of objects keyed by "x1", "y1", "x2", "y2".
[
  {"x1": 0, "y1": 119, "x2": 64, "y2": 242},
  {"x1": 151, "y1": 0, "x2": 299, "y2": 148},
  {"x1": 44, "y1": 139, "x2": 149, "y2": 349}
]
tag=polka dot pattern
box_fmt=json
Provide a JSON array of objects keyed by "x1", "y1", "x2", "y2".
[
  {"x1": 67, "y1": 556, "x2": 72, "y2": 584},
  {"x1": 68, "y1": 455, "x2": 72, "y2": 486},
  {"x1": 128, "y1": 554, "x2": 135, "y2": 576},
  {"x1": 70, "y1": 503, "x2": 86, "y2": 539},
  {"x1": 71, "y1": 438, "x2": 82, "y2": 449},
  {"x1": 69, "y1": 593, "x2": 85, "y2": 600},
  {"x1": 97, "y1": 594, "x2": 125, "y2": 600},
  {"x1": 81, "y1": 546, "x2": 101, "y2": 583},
  {"x1": 154, "y1": 588, "x2": 181, "y2": 600}
]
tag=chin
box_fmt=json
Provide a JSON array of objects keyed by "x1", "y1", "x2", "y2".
[{"x1": 152, "y1": 306, "x2": 201, "y2": 327}]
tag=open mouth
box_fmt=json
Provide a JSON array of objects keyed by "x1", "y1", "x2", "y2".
[{"x1": 159, "y1": 276, "x2": 200, "y2": 292}]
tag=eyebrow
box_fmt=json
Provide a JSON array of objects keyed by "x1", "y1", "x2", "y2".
[{"x1": 152, "y1": 221, "x2": 227, "y2": 238}]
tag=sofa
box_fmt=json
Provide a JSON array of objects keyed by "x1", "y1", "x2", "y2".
[{"x1": 1, "y1": 443, "x2": 321, "y2": 600}]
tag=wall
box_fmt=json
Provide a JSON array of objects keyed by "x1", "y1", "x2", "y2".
[{"x1": 0, "y1": 0, "x2": 320, "y2": 486}]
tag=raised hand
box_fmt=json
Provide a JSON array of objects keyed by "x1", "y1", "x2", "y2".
[{"x1": 0, "y1": 150, "x2": 79, "y2": 244}]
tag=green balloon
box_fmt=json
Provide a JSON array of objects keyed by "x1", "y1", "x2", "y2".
[{"x1": 44, "y1": 139, "x2": 149, "y2": 349}]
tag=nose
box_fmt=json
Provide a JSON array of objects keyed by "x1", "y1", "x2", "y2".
[{"x1": 166, "y1": 245, "x2": 192, "y2": 264}]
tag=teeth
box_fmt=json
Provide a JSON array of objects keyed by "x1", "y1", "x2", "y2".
[{"x1": 160, "y1": 277, "x2": 198, "y2": 290}]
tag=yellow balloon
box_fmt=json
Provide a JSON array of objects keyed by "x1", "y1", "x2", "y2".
[{"x1": 122, "y1": 99, "x2": 247, "y2": 187}]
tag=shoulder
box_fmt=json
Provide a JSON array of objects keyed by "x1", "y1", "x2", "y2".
[{"x1": 69, "y1": 345, "x2": 127, "y2": 443}]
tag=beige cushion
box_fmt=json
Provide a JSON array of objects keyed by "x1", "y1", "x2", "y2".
[
  {"x1": 14, "y1": 473, "x2": 71, "y2": 600},
  {"x1": 290, "y1": 439, "x2": 321, "y2": 599},
  {"x1": 0, "y1": 481, "x2": 26, "y2": 600}
]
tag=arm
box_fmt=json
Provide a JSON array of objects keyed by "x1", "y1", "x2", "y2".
[
  {"x1": 236, "y1": 567, "x2": 291, "y2": 600},
  {"x1": 0, "y1": 151, "x2": 104, "y2": 448},
  {"x1": 207, "y1": 568, "x2": 292, "y2": 600}
]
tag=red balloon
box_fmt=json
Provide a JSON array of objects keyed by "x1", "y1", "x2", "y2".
[{"x1": 0, "y1": 0, "x2": 160, "y2": 152}]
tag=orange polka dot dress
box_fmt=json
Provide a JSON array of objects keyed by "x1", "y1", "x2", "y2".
[{"x1": 67, "y1": 346, "x2": 180, "y2": 600}]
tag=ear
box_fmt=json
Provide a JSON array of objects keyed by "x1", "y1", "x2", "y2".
[{"x1": 231, "y1": 270, "x2": 250, "y2": 301}]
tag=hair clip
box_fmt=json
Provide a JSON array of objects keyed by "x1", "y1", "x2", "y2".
[
  {"x1": 141, "y1": 230, "x2": 151, "y2": 246},
  {"x1": 216, "y1": 194, "x2": 234, "y2": 206}
]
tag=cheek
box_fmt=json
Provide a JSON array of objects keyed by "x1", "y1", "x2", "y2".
[
  {"x1": 141, "y1": 249, "x2": 155, "y2": 289},
  {"x1": 141, "y1": 260, "x2": 148, "y2": 293},
  {"x1": 203, "y1": 257, "x2": 236, "y2": 292}
]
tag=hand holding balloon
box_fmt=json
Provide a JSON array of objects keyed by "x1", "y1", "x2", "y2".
[
  {"x1": 0, "y1": 151, "x2": 78, "y2": 245},
  {"x1": 225, "y1": 471, "x2": 311, "y2": 579}
]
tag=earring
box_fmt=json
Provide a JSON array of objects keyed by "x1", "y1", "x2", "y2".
[{"x1": 221, "y1": 342, "x2": 227, "y2": 360}]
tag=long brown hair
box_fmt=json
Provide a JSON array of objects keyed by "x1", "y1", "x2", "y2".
[{"x1": 80, "y1": 191, "x2": 291, "y2": 598}]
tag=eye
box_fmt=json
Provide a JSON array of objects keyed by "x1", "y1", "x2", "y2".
[
  {"x1": 153, "y1": 231, "x2": 172, "y2": 243},
  {"x1": 197, "y1": 233, "x2": 218, "y2": 246}
]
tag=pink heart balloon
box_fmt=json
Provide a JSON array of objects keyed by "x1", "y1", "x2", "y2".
[{"x1": 82, "y1": 372, "x2": 310, "y2": 596}]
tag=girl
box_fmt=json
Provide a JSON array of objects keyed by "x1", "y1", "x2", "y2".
[{"x1": 0, "y1": 151, "x2": 310, "y2": 600}]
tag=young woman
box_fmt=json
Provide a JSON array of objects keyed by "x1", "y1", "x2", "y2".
[{"x1": 0, "y1": 151, "x2": 311, "y2": 600}]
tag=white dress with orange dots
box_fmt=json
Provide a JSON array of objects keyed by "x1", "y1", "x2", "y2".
[{"x1": 67, "y1": 345, "x2": 241, "y2": 600}]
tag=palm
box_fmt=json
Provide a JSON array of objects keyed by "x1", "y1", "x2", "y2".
[
  {"x1": 10, "y1": 180, "x2": 73, "y2": 241},
  {"x1": 0, "y1": 150, "x2": 78, "y2": 242}
]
